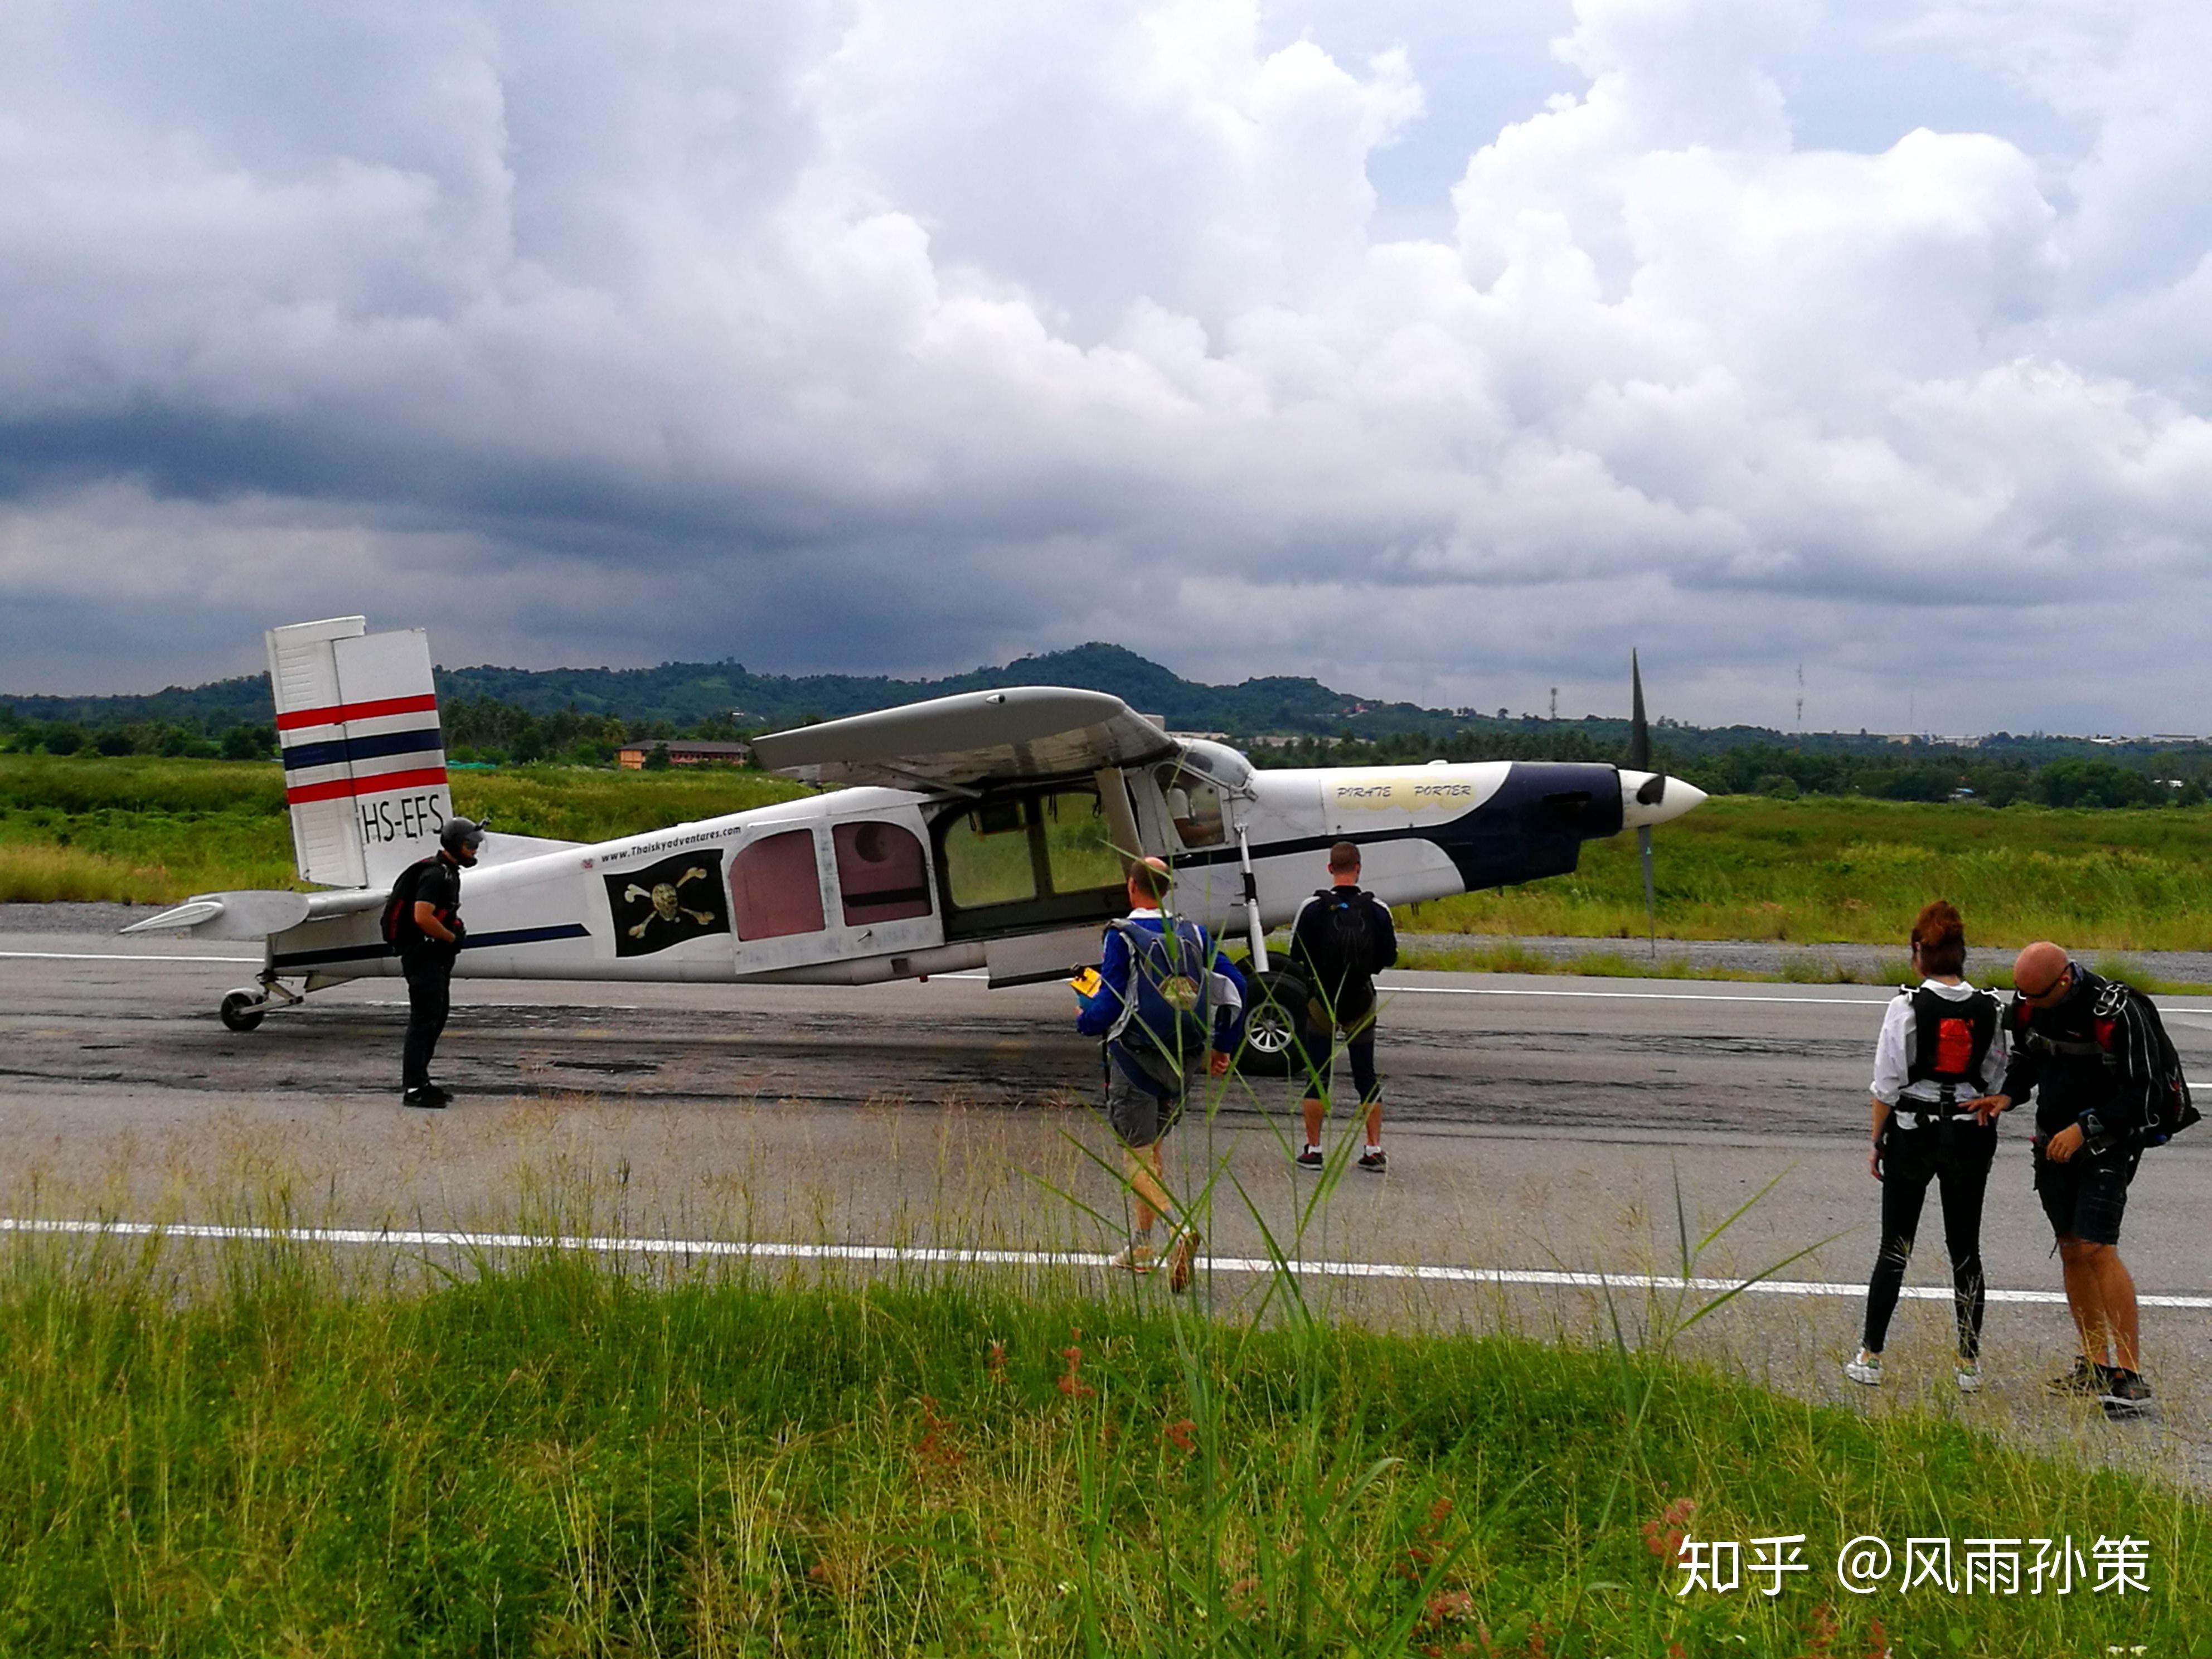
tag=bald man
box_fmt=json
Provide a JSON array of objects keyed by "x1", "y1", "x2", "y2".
[{"x1": 1977, "y1": 941, "x2": 2160, "y2": 1418}]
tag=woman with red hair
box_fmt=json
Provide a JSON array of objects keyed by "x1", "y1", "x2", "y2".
[{"x1": 1845, "y1": 900, "x2": 2009, "y2": 1393}]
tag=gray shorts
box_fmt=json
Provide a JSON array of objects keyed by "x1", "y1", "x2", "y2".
[{"x1": 1105, "y1": 1050, "x2": 1188, "y2": 1149}]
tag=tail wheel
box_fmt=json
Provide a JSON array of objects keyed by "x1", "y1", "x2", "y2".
[
  {"x1": 1237, "y1": 968, "x2": 1307, "y2": 1076},
  {"x1": 219, "y1": 990, "x2": 266, "y2": 1034}
]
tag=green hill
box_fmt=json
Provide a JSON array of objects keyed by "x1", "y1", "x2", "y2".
[
  {"x1": 2, "y1": 643, "x2": 1426, "y2": 739},
  {"x1": 6, "y1": 648, "x2": 2206, "y2": 786}
]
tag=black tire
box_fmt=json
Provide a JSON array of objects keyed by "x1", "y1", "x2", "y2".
[
  {"x1": 219, "y1": 990, "x2": 266, "y2": 1034},
  {"x1": 1236, "y1": 968, "x2": 1308, "y2": 1077}
]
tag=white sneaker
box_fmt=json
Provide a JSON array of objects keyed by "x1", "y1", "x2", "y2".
[
  {"x1": 1955, "y1": 1364, "x2": 1982, "y2": 1394},
  {"x1": 1843, "y1": 1351, "x2": 1883, "y2": 1387},
  {"x1": 1105, "y1": 1242, "x2": 1156, "y2": 1275}
]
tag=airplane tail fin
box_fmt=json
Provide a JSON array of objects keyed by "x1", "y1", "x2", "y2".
[{"x1": 266, "y1": 617, "x2": 452, "y2": 891}]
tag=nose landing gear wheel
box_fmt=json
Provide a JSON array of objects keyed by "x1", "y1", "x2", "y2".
[{"x1": 219, "y1": 989, "x2": 266, "y2": 1033}]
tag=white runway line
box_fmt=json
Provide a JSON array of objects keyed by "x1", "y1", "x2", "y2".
[
  {"x1": 932, "y1": 970, "x2": 2212, "y2": 1016},
  {"x1": 1384, "y1": 981, "x2": 2212, "y2": 1015},
  {"x1": 10, "y1": 950, "x2": 2211, "y2": 1017},
  {"x1": 0, "y1": 950, "x2": 263, "y2": 965},
  {"x1": 5, "y1": 1216, "x2": 2209, "y2": 1309},
  {"x1": 1388, "y1": 982, "x2": 1890, "y2": 1007}
]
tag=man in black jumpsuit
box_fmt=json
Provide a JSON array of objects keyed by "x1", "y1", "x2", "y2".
[
  {"x1": 397, "y1": 817, "x2": 483, "y2": 1110},
  {"x1": 1980, "y1": 940, "x2": 2160, "y2": 1417}
]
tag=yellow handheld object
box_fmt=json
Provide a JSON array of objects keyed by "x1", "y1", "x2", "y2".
[{"x1": 1068, "y1": 967, "x2": 1103, "y2": 998}]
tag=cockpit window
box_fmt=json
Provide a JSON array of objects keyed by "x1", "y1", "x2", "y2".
[{"x1": 1156, "y1": 764, "x2": 1226, "y2": 849}]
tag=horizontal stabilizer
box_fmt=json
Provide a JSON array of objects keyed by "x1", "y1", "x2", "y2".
[
  {"x1": 751, "y1": 686, "x2": 1176, "y2": 790},
  {"x1": 120, "y1": 899, "x2": 227, "y2": 935},
  {"x1": 119, "y1": 887, "x2": 385, "y2": 941}
]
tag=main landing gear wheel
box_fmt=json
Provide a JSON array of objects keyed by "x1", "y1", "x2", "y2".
[
  {"x1": 1236, "y1": 968, "x2": 1308, "y2": 1078},
  {"x1": 219, "y1": 989, "x2": 266, "y2": 1033}
]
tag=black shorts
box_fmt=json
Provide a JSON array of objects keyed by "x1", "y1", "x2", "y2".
[{"x1": 2033, "y1": 1143, "x2": 2140, "y2": 1247}]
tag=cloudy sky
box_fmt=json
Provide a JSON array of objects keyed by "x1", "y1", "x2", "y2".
[{"x1": 3, "y1": 0, "x2": 2209, "y2": 733}]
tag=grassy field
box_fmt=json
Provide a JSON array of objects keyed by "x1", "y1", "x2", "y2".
[
  {"x1": 6, "y1": 758, "x2": 2212, "y2": 954},
  {"x1": 1406, "y1": 795, "x2": 2212, "y2": 953},
  {"x1": 0, "y1": 755, "x2": 809, "y2": 903},
  {"x1": 0, "y1": 1238, "x2": 2197, "y2": 1657}
]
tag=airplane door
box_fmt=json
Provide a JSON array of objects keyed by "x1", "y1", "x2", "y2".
[
  {"x1": 825, "y1": 814, "x2": 943, "y2": 961},
  {"x1": 728, "y1": 823, "x2": 841, "y2": 972},
  {"x1": 729, "y1": 812, "x2": 945, "y2": 973}
]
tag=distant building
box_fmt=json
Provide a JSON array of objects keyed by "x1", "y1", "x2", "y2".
[{"x1": 616, "y1": 739, "x2": 753, "y2": 770}]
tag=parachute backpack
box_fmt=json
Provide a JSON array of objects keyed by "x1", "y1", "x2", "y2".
[
  {"x1": 1900, "y1": 986, "x2": 2001, "y2": 1105},
  {"x1": 1312, "y1": 887, "x2": 1377, "y2": 986},
  {"x1": 1105, "y1": 916, "x2": 1215, "y2": 1073},
  {"x1": 2093, "y1": 981, "x2": 2201, "y2": 1148},
  {"x1": 379, "y1": 855, "x2": 443, "y2": 948}
]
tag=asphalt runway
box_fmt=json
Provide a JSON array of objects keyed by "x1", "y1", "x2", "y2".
[{"x1": 7, "y1": 918, "x2": 2212, "y2": 1470}]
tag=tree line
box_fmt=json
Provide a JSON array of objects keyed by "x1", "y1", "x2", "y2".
[
  {"x1": 0, "y1": 709, "x2": 278, "y2": 761},
  {"x1": 0, "y1": 697, "x2": 748, "y2": 769},
  {"x1": 6, "y1": 695, "x2": 2208, "y2": 808},
  {"x1": 1250, "y1": 729, "x2": 2210, "y2": 808}
]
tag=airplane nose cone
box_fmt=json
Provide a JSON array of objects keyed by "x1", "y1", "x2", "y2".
[{"x1": 1620, "y1": 770, "x2": 1707, "y2": 828}]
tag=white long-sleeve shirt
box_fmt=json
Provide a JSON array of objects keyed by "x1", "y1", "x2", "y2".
[{"x1": 1870, "y1": 978, "x2": 2009, "y2": 1109}]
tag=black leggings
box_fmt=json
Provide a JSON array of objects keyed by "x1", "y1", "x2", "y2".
[
  {"x1": 1861, "y1": 1119, "x2": 1996, "y2": 1360},
  {"x1": 401, "y1": 951, "x2": 453, "y2": 1093}
]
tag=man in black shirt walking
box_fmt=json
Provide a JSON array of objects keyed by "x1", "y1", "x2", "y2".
[
  {"x1": 391, "y1": 816, "x2": 484, "y2": 1110},
  {"x1": 1979, "y1": 940, "x2": 2160, "y2": 1417},
  {"x1": 1289, "y1": 842, "x2": 1398, "y2": 1171}
]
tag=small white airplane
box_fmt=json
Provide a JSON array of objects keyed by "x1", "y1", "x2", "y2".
[{"x1": 129, "y1": 617, "x2": 1706, "y2": 1065}]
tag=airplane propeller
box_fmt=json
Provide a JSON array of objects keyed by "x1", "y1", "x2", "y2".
[{"x1": 1628, "y1": 651, "x2": 1662, "y2": 956}]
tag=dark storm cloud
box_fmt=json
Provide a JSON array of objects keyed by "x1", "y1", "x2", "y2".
[{"x1": 2, "y1": 0, "x2": 2210, "y2": 731}]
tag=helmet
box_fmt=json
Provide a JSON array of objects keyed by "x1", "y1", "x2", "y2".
[{"x1": 440, "y1": 816, "x2": 487, "y2": 866}]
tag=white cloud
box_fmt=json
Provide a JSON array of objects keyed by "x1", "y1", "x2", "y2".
[{"x1": 0, "y1": 0, "x2": 2208, "y2": 733}]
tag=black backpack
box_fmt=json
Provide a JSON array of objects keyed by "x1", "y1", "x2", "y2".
[
  {"x1": 2094, "y1": 981, "x2": 2201, "y2": 1148},
  {"x1": 1305, "y1": 888, "x2": 1376, "y2": 986},
  {"x1": 379, "y1": 856, "x2": 442, "y2": 948}
]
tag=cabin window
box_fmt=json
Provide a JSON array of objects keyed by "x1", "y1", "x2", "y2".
[
  {"x1": 942, "y1": 803, "x2": 1039, "y2": 909},
  {"x1": 1041, "y1": 787, "x2": 1123, "y2": 892},
  {"x1": 730, "y1": 828, "x2": 826, "y2": 939},
  {"x1": 1156, "y1": 765, "x2": 1226, "y2": 849},
  {"x1": 832, "y1": 820, "x2": 933, "y2": 925}
]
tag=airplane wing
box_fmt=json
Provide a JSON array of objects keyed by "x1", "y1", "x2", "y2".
[{"x1": 749, "y1": 687, "x2": 1178, "y2": 790}]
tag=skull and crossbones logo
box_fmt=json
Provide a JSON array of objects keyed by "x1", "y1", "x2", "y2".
[{"x1": 624, "y1": 866, "x2": 715, "y2": 939}]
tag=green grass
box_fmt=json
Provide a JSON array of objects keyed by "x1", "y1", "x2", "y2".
[
  {"x1": 0, "y1": 755, "x2": 811, "y2": 903},
  {"x1": 1398, "y1": 939, "x2": 1910, "y2": 985},
  {"x1": 9, "y1": 760, "x2": 2212, "y2": 959},
  {"x1": 1393, "y1": 942, "x2": 2212, "y2": 996},
  {"x1": 1406, "y1": 794, "x2": 2212, "y2": 953},
  {"x1": 0, "y1": 1239, "x2": 2198, "y2": 1657}
]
